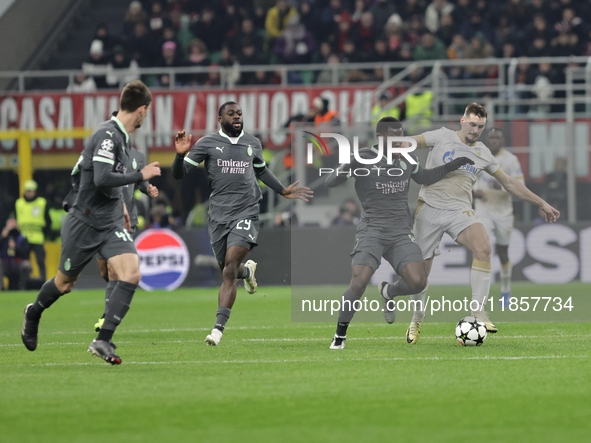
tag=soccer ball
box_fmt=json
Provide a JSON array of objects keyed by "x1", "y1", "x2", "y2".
[{"x1": 455, "y1": 316, "x2": 487, "y2": 346}]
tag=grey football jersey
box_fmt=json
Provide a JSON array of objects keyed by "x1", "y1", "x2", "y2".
[
  {"x1": 351, "y1": 147, "x2": 419, "y2": 234},
  {"x1": 70, "y1": 116, "x2": 143, "y2": 229},
  {"x1": 183, "y1": 130, "x2": 266, "y2": 224},
  {"x1": 123, "y1": 148, "x2": 147, "y2": 227}
]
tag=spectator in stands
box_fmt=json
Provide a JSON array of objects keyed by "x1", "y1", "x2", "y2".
[
  {"x1": 67, "y1": 74, "x2": 97, "y2": 93},
  {"x1": 555, "y1": 8, "x2": 586, "y2": 43},
  {"x1": 237, "y1": 40, "x2": 267, "y2": 85},
  {"x1": 398, "y1": 0, "x2": 428, "y2": 22},
  {"x1": 437, "y1": 14, "x2": 455, "y2": 47},
  {"x1": 313, "y1": 41, "x2": 333, "y2": 64},
  {"x1": 266, "y1": 0, "x2": 299, "y2": 45},
  {"x1": 366, "y1": 37, "x2": 392, "y2": 63},
  {"x1": 551, "y1": 32, "x2": 578, "y2": 57},
  {"x1": 320, "y1": 0, "x2": 348, "y2": 43},
  {"x1": 354, "y1": 12, "x2": 376, "y2": 54},
  {"x1": 532, "y1": 62, "x2": 560, "y2": 114},
  {"x1": 335, "y1": 15, "x2": 354, "y2": 54},
  {"x1": 148, "y1": 1, "x2": 172, "y2": 38},
  {"x1": 492, "y1": 15, "x2": 520, "y2": 49},
  {"x1": 0, "y1": 219, "x2": 32, "y2": 291},
  {"x1": 460, "y1": 11, "x2": 496, "y2": 48},
  {"x1": 191, "y1": 6, "x2": 226, "y2": 53},
  {"x1": 385, "y1": 14, "x2": 404, "y2": 54},
  {"x1": 332, "y1": 199, "x2": 360, "y2": 226},
  {"x1": 413, "y1": 33, "x2": 448, "y2": 61},
  {"x1": 341, "y1": 39, "x2": 363, "y2": 64},
  {"x1": 127, "y1": 22, "x2": 156, "y2": 67},
  {"x1": 528, "y1": 37, "x2": 550, "y2": 58},
  {"x1": 123, "y1": 1, "x2": 148, "y2": 39},
  {"x1": 83, "y1": 39, "x2": 108, "y2": 89},
  {"x1": 218, "y1": 46, "x2": 236, "y2": 68},
  {"x1": 464, "y1": 34, "x2": 494, "y2": 78},
  {"x1": 370, "y1": 0, "x2": 398, "y2": 35},
  {"x1": 452, "y1": 0, "x2": 470, "y2": 27},
  {"x1": 406, "y1": 14, "x2": 428, "y2": 48},
  {"x1": 447, "y1": 33, "x2": 468, "y2": 60},
  {"x1": 105, "y1": 45, "x2": 140, "y2": 88},
  {"x1": 299, "y1": 1, "x2": 320, "y2": 42},
  {"x1": 156, "y1": 41, "x2": 187, "y2": 87},
  {"x1": 505, "y1": 0, "x2": 529, "y2": 29},
  {"x1": 222, "y1": 3, "x2": 243, "y2": 38},
  {"x1": 514, "y1": 60, "x2": 536, "y2": 113},
  {"x1": 316, "y1": 54, "x2": 347, "y2": 84},
  {"x1": 203, "y1": 65, "x2": 221, "y2": 88},
  {"x1": 396, "y1": 42, "x2": 415, "y2": 63},
  {"x1": 425, "y1": 0, "x2": 455, "y2": 33},
  {"x1": 273, "y1": 16, "x2": 316, "y2": 65},
  {"x1": 525, "y1": 14, "x2": 556, "y2": 44},
  {"x1": 187, "y1": 39, "x2": 210, "y2": 85},
  {"x1": 526, "y1": 0, "x2": 551, "y2": 22},
  {"x1": 93, "y1": 24, "x2": 119, "y2": 58},
  {"x1": 228, "y1": 18, "x2": 263, "y2": 56}
]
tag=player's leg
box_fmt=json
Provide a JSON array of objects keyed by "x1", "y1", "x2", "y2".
[
  {"x1": 331, "y1": 264, "x2": 374, "y2": 349},
  {"x1": 455, "y1": 222, "x2": 497, "y2": 332},
  {"x1": 22, "y1": 215, "x2": 94, "y2": 351},
  {"x1": 405, "y1": 204, "x2": 443, "y2": 343},
  {"x1": 379, "y1": 234, "x2": 427, "y2": 324},
  {"x1": 493, "y1": 215, "x2": 513, "y2": 307},
  {"x1": 205, "y1": 244, "x2": 250, "y2": 346},
  {"x1": 94, "y1": 260, "x2": 119, "y2": 333},
  {"x1": 496, "y1": 244, "x2": 511, "y2": 306}
]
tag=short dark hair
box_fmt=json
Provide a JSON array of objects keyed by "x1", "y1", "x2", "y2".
[
  {"x1": 376, "y1": 116, "x2": 403, "y2": 136},
  {"x1": 119, "y1": 80, "x2": 152, "y2": 112},
  {"x1": 219, "y1": 101, "x2": 239, "y2": 116},
  {"x1": 464, "y1": 102, "x2": 487, "y2": 119}
]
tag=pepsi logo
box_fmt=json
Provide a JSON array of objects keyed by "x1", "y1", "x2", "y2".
[{"x1": 135, "y1": 229, "x2": 190, "y2": 291}]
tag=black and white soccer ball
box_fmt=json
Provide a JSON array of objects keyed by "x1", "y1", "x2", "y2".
[{"x1": 455, "y1": 316, "x2": 487, "y2": 346}]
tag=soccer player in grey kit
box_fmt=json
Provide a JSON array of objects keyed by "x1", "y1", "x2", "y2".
[
  {"x1": 325, "y1": 117, "x2": 474, "y2": 349},
  {"x1": 173, "y1": 102, "x2": 313, "y2": 346},
  {"x1": 21, "y1": 80, "x2": 161, "y2": 364}
]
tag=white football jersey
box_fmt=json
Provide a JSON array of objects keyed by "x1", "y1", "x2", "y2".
[
  {"x1": 418, "y1": 127, "x2": 502, "y2": 210},
  {"x1": 473, "y1": 148, "x2": 524, "y2": 217}
]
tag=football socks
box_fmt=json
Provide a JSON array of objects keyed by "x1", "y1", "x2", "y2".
[
  {"x1": 102, "y1": 281, "x2": 137, "y2": 331},
  {"x1": 386, "y1": 277, "x2": 417, "y2": 298},
  {"x1": 337, "y1": 288, "x2": 358, "y2": 323},
  {"x1": 214, "y1": 307, "x2": 231, "y2": 332},
  {"x1": 410, "y1": 285, "x2": 427, "y2": 318},
  {"x1": 471, "y1": 259, "x2": 491, "y2": 310},
  {"x1": 27, "y1": 277, "x2": 62, "y2": 321},
  {"x1": 238, "y1": 265, "x2": 250, "y2": 280},
  {"x1": 500, "y1": 260, "x2": 512, "y2": 294}
]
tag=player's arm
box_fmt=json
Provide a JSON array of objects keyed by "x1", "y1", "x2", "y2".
[
  {"x1": 411, "y1": 155, "x2": 474, "y2": 185},
  {"x1": 134, "y1": 154, "x2": 159, "y2": 197},
  {"x1": 494, "y1": 169, "x2": 560, "y2": 223},
  {"x1": 253, "y1": 142, "x2": 313, "y2": 201},
  {"x1": 172, "y1": 130, "x2": 208, "y2": 179},
  {"x1": 409, "y1": 135, "x2": 428, "y2": 149}
]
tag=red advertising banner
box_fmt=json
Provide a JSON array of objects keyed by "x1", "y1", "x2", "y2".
[{"x1": 0, "y1": 85, "x2": 375, "y2": 153}]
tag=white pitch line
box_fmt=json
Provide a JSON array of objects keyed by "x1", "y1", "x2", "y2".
[
  {"x1": 2, "y1": 355, "x2": 588, "y2": 368},
  {"x1": 2, "y1": 334, "x2": 589, "y2": 347}
]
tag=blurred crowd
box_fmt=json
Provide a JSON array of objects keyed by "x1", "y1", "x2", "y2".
[{"x1": 71, "y1": 0, "x2": 591, "y2": 90}]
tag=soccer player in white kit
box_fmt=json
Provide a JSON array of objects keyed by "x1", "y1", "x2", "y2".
[
  {"x1": 473, "y1": 128, "x2": 524, "y2": 308},
  {"x1": 406, "y1": 103, "x2": 559, "y2": 343}
]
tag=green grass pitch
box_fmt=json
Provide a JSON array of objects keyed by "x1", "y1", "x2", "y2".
[{"x1": 1, "y1": 283, "x2": 590, "y2": 442}]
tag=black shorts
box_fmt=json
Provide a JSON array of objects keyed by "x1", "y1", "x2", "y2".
[
  {"x1": 59, "y1": 215, "x2": 137, "y2": 276},
  {"x1": 350, "y1": 227, "x2": 424, "y2": 274},
  {"x1": 95, "y1": 226, "x2": 137, "y2": 261},
  {"x1": 208, "y1": 216, "x2": 259, "y2": 265}
]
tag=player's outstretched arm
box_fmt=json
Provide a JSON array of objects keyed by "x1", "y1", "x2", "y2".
[
  {"x1": 325, "y1": 164, "x2": 350, "y2": 188},
  {"x1": 412, "y1": 157, "x2": 474, "y2": 185},
  {"x1": 281, "y1": 181, "x2": 313, "y2": 202},
  {"x1": 94, "y1": 161, "x2": 160, "y2": 188},
  {"x1": 172, "y1": 130, "x2": 193, "y2": 179},
  {"x1": 495, "y1": 170, "x2": 560, "y2": 223}
]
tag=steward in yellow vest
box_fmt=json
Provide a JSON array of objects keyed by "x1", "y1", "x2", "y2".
[{"x1": 14, "y1": 180, "x2": 50, "y2": 280}]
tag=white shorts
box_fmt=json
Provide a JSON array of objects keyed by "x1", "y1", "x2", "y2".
[
  {"x1": 475, "y1": 208, "x2": 514, "y2": 246},
  {"x1": 414, "y1": 202, "x2": 483, "y2": 260}
]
